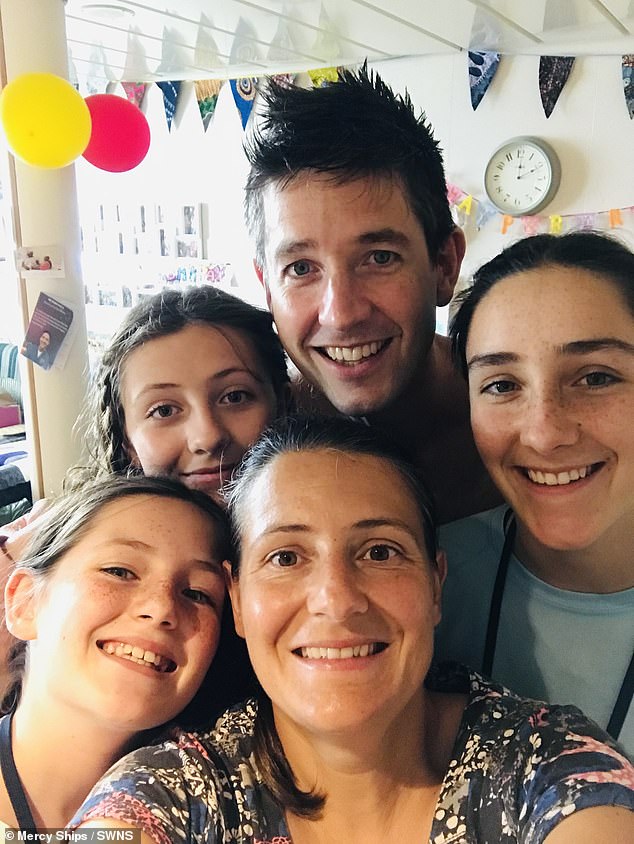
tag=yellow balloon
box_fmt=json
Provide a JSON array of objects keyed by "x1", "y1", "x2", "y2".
[{"x1": 0, "y1": 72, "x2": 91, "y2": 168}]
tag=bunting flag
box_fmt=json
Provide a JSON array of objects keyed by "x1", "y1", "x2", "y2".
[
  {"x1": 230, "y1": 77, "x2": 258, "y2": 129},
  {"x1": 468, "y1": 51, "x2": 500, "y2": 110},
  {"x1": 539, "y1": 56, "x2": 575, "y2": 118},
  {"x1": 195, "y1": 14, "x2": 220, "y2": 69},
  {"x1": 308, "y1": 67, "x2": 340, "y2": 88},
  {"x1": 269, "y1": 73, "x2": 296, "y2": 88},
  {"x1": 156, "y1": 81, "x2": 182, "y2": 130},
  {"x1": 446, "y1": 182, "x2": 634, "y2": 237},
  {"x1": 195, "y1": 79, "x2": 222, "y2": 131},
  {"x1": 123, "y1": 26, "x2": 151, "y2": 82},
  {"x1": 83, "y1": 46, "x2": 111, "y2": 96},
  {"x1": 229, "y1": 18, "x2": 260, "y2": 130},
  {"x1": 312, "y1": 4, "x2": 341, "y2": 63},
  {"x1": 122, "y1": 82, "x2": 147, "y2": 109},
  {"x1": 623, "y1": 55, "x2": 634, "y2": 119},
  {"x1": 267, "y1": 16, "x2": 295, "y2": 64}
]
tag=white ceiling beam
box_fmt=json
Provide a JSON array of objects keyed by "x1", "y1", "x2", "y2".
[{"x1": 465, "y1": 0, "x2": 543, "y2": 43}]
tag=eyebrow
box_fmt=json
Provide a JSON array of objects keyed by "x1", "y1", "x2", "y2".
[
  {"x1": 131, "y1": 368, "x2": 262, "y2": 400},
  {"x1": 96, "y1": 539, "x2": 222, "y2": 572},
  {"x1": 258, "y1": 518, "x2": 421, "y2": 542},
  {"x1": 273, "y1": 228, "x2": 411, "y2": 261},
  {"x1": 468, "y1": 337, "x2": 634, "y2": 371}
]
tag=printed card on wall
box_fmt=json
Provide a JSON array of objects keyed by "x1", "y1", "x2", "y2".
[
  {"x1": 16, "y1": 244, "x2": 65, "y2": 279},
  {"x1": 20, "y1": 293, "x2": 74, "y2": 372}
]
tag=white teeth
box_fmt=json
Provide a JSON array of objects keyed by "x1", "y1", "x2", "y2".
[
  {"x1": 526, "y1": 466, "x2": 593, "y2": 486},
  {"x1": 324, "y1": 341, "x2": 385, "y2": 365},
  {"x1": 299, "y1": 644, "x2": 380, "y2": 659},
  {"x1": 102, "y1": 641, "x2": 170, "y2": 672}
]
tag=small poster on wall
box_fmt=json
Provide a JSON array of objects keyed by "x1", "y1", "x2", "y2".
[
  {"x1": 16, "y1": 244, "x2": 65, "y2": 278},
  {"x1": 21, "y1": 292, "x2": 74, "y2": 371}
]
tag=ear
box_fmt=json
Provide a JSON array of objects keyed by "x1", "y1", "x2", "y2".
[
  {"x1": 431, "y1": 549, "x2": 447, "y2": 626},
  {"x1": 223, "y1": 561, "x2": 245, "y2": 639},
  {"x1": 5, "y1": 569, "x2": 39, "y2": 641},
  {"x1": 435, "y1": 228, "x2": 466, "y2": 308},
  {"x1": 253, "y1": 260, "x2": 272, "y2": 310}
]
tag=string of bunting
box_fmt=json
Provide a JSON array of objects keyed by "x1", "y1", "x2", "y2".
[{"x1": 447, "y1": 182, "x2": 634, "y2": 235}]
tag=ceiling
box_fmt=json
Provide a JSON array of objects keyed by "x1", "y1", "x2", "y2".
[{"x1": 64, "y1": 0, "x2": 634, "y2": 84}]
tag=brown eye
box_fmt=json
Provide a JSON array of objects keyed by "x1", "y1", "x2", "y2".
[
  {"x1": 271, "y1": 550, "x2": 298, "y2": 567},
  {"x1": 365, "y1": 544, "x2": 396, "y2": 562}
]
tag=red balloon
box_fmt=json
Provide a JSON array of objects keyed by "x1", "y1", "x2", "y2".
[{"x1": 83, "y1": 94, "x2": 150, "y2": 172}]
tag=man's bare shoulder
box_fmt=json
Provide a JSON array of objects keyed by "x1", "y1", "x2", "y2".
[{"x1": 290, "y1": 372, "x2": 340, "y2": 416}]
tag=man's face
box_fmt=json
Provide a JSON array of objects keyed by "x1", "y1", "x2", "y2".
[
  {"x1": 258, "y1": 173, "x2": 461, "y2": 416},
  {"x1": 39, "y1": 332, "x2": 50, "y2": 351}
]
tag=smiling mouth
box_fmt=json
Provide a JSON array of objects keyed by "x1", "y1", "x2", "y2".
[
  {"x1": 294, "y1": 643, "x2": 388, "y2": 659},
  {"x1": 320, "y1": 340, "x2": 389, "y2": 366},
  {"x1": 98, "y1": 641, "x2": 176, "y2": 673},
  {"x1": 524, "y1": 462, "x2": 603, "y2": 486}
]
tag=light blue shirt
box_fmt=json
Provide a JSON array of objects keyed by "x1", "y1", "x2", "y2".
[{"x1": 437, "y1": 505, "x2": 634, "y2": 758}]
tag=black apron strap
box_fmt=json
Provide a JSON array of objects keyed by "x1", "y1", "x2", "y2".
[
  {"x1": 481, "y1": 509, "x2": 516, "y2": 677},
  {"x1": 606, "y1": 649, "x2": 634, "y2": 743},
  {"x1": 0, "y1": 712, "x2": 37, "y2": 831}
]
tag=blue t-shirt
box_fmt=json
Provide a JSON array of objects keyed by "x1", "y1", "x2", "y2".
[{"x1": 437, "y1": 506, "x2": 634, "y2": 758}]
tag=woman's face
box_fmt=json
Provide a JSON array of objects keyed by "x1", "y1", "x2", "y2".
[
  {"x1": 466, "y1": 266, "x2": 634, "y2": 550},
  {"x1": 121, "y1": 323, "x2": 279, "y2": 501},
  {"x1": 16, "y1": 495, "x2": 226, "y2": 732},
  {"x1": 228, "y1": 449, "x2": 444, "y2": 739}
]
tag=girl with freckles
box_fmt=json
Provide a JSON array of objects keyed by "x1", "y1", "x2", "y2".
[
  {"x1": 73, "y1": 418, "x2": 633, "y2": 843},
  {"x1": 0, "y1": 475, "x2": 232, "y2": 832},
  {"x1": 437, "y1": 232, "x2": 634, "y2": 758}
]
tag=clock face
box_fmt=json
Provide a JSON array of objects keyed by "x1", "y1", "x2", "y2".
[{"x1": 484, "y1": 138, "x2": 560, "y2": 216}]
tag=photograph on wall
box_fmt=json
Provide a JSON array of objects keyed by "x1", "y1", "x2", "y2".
[
  {"x1": 21, "y1": 292, "x2": 74, "y2": 371},
  {"x1": 16, "y1": 244, "x2": 65, "y2": 278}
]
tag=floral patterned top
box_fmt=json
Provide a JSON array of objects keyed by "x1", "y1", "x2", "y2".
[{"x1": 71, "y1": 663, "x2": 634, "y2": 843}]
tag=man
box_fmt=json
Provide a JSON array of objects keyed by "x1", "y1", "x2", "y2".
[
  {"x1": 22, "y1": 330, "x2": 53, "y2": 370},
  {"x1": 244, "y1": 67, "x2": 499, "y2": 522}
]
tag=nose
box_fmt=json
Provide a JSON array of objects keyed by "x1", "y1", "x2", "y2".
[
  {"x1": 318, "y1": 271, "x2": 372, "y2": 331},
  {"x1": 519, "y1": 391, "x2": 580, "y2": 453},
  {"x1": 187, "y1": 406, "x2": 231, "y2": 456},
  {"x1": 134, "y1": 581, "x2": 179, "y2": 628},
  {"x1": 306, "y1": 556, "x2": 368, "y2": 621}
]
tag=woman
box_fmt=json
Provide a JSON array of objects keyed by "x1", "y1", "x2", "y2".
[
  {"x1": 0, "y1": 474, "x2": 231, "y2": 831},
  {"x1": 74, "y1": 417, "x2": 634, "y2": 843},
  {"x1": 436, "y1": 231, "x2": 634, "y2": 756}
]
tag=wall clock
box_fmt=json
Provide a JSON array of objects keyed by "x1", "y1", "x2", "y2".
[{"x1": 484, "y1": 136, "x2": 561, "y2": 216}]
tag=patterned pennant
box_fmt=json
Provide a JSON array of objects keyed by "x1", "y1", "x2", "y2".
[
  {"x1": 623, "y1": 55, "x2": 634, "y2": 119},
  {"x1": 230, "y1": 17, "x2": 259, "y2": 66},
  {"x1": 539, "y1": 56, "x2": 575, "y2": 118},
  {"x1": 230, "y1": 77, "x2": 258, "y2": 129},
  {"x1": 195, "y1": 79, "x2": 222, "y2": 131},
  {"x1": 269, "y1": 73, "x2": 296, "y2": 88},
  {"x1": 195, "y1": 13, "x2": 220, "y2": 69},
  {"x1": 122, "y1": 82, "x2": 147, "y2": 109},
  {"x1": 156, "y1": 80, "x2": 182, "y2": 130},
  {"x1": 468, "y1": 52, "x2": 500, "y2": 110},
  {"x1": 308, "y1": 67, "x2": 340, "y2": 88}
]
